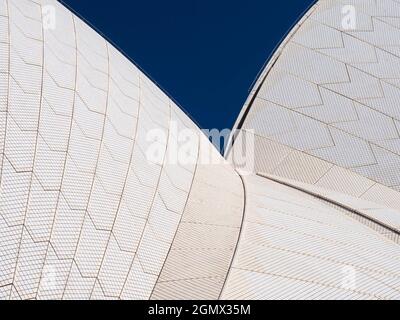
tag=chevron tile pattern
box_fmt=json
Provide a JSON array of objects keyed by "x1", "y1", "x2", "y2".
[
  {"x1": 2, "y1": 0, "x2": 400, "y2": 300},
  {"x1": 0, "y1": 0, "x2": 244, "y2": 300},
  {"x1": 229, "y1": 0, "x2": 400, "y2": 210}
]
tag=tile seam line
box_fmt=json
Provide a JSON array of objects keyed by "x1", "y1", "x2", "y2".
[
  {"x1": 257, "y1": 173, "x2": 400, "y2": 238},
  {"x1": 60, "y1": 35, "x2": 111, "y2": 299},
  {"x1": 87, "y1": 71, "x2": 144, "y2": 299},
  {"x1": 239, "y1": 129, "x2": 399, "y2": 193},
  {"x1": 56, "y1": 0, "x2": 201, "y2": 131},
  {"x1": 0, "y1": 0, "x2": 11, "y2": 205},
  {"x1": 225, "y1": 0, "x2": 319, "y2": 157},
  {"x1": 217, "y1": 169, "x2": 247, "y2": 300},
  {"x1": 34, "y1": 8, "x2": 80, "y2": 300},
  {"x1": 117, "y1": 98, "x2": 172, "y2": 299},
  {"x1": 149, "y1": 133, "x2": 201, "y2": 300},
  {"x1": 8, "y1": 0, "x2": 46, "y2": 299}
]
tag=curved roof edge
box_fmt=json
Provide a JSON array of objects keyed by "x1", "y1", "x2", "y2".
[
  {"x1": 259, "y1": 173, "x2": 400, "y2": 236},
  {"x1": 57, "y1": 0, "x2": 204, "y2": 132},
  {"x1": 225, "y1": 0, "x2": 319, "y2": 157}
]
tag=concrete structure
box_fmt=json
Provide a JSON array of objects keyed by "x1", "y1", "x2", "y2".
[{"x1": 1, "y1": 0, "x2": 400, "y2": 300}]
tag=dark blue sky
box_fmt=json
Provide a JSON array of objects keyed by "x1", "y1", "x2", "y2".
[{"x1": 61, "y1": 0, "x2": 316, "y2": 131}]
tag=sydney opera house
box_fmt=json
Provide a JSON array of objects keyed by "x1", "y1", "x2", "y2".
[{"x1": 1, "y1": 0, "x2": 400, "y2": 300}]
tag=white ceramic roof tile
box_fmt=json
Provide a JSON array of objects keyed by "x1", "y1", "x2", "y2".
[
  {"x1": 108, "y1": 80, "x2": 139, "y2": 118},
  {"x1": 352, "y1": 17, "x2": 400, "y2": 47},
  {"x1": 332, "y1": 102, "x2": 398, "y2": 142},
  {"x1": 352, "y1": 48, "x2": 400, "y2": 79},
  {"x1": 361, "y1": 183, "x2": 400, "y2": 211},
  {"x1": 222, "y1": 268, "x2": 374, "y2": 300},
  {"x1": 257, "y1": 71, "x2": 323, "y2": 109},
  {"x1": 11, "y1": 232, "x2": 48, "y2": 300},
  {"x1": 73, "y1": 217, "x2": 110, "y2": 278},
  {"x1": 49, "y1": 199, "x2": 85, "y2": 260},
  {"x1": 0, "y1": 220, "x2": 20, "y2": 286},
  {"x1": 152, "y1": 156, "x2": 244, "y2": 300},
  {"x1": 323, "y1": 66, "x2": 383, "y2": 100},
  {"x1": 24, "y1": 176, "x2": 59, "y2": 241},
  {"x1": 36, "y1": 246, "x2": 71, "y2": 300},
  {"x1": 278, "y1": 42, "x2": 349, "y2": 84},
  {"x1": 315, "y1": 166, "x2": 375, "y2": 197},
  {"x1": 319, "y1": 33, "x2": 377, "y2": 64},
  {"x1": 152, "y1": 277, "x2": 225, "y2": 300},
  {"x1": 221, "y1": 175, "x2": 400, "y2": 300},
  {"x1": 0, "y1": 160, "x2": 31, "y2": 227},
  {"x1": 353, "y1": 145, "x2": 400, "y2": 187},
  {"x1": 310, "y1": 127, "x2": 377, "y2": 168},
  {"x1": 292, "y1": 18, "x2": 343, "y2": 49},
  {"x1": 297, "y1": 87, "x2": 359, "y2": 124},
  {"x1": 2, "y1": 0, "x2": 400, "y2": 301},
  {"x1": 120, "y1": 260, "x2": 158, "y2": 300},
  {"x1": 236, "y1": 132, "x2": 292, "y2": 174},
  {"x1": 62, "y1": 262, "x2": 95, "y2": 300},
  {"x1": 360, "y1": 82, "x2": 400, "y2": 122},
  {"x1": 312, "y1": 0, "x2": 374, "y2": 32},
  {"x1": 261, "y1": 173, "x2": 400, "y2": 234},
  {"x1": 228, "y1": 0, "x2": 400, "y2": 209},
  {"x1": 0, "y1": 17, "x2": 8, "y2": 45},
  {"x1": 0, "y1": 0, "x2": 7, "y2": 17},
  {"x1": 245, "y1": 98, "x2": 333, "y2": 151},
  {"x1": 97, "y1": 235, "x2": 133, "y2": 298},
  {"x1": 272, "y1": 150, "x2": 333, "y2": 184},
  {"x1": 8, "y1": 1, "x2": 42, "y2": 40}
]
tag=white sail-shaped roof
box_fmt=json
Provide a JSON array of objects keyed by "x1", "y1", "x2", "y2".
[{"x1": 1, "y1": 0, "x2": 400, "y2": 300}]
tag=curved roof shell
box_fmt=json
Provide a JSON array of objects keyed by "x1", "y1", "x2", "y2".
[
  {"x1": 0, "y1": 0, "x2": 244, "y2": 300},
  {"x1": 1, "y1": 0, "x2": 400, "y2": 300},
  {"x1": 227, "y1": 0, "x2": 400, "y2": 212}
]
